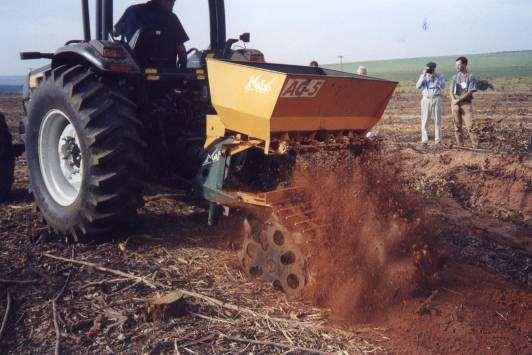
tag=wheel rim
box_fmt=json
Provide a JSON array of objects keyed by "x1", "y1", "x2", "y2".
[{"x1": 38, "y1": 109, "x2": 83, "y2": 206}]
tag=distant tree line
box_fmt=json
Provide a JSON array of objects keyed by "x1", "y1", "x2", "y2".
[{"x1": 0, "y1": 85, "x2": 23, "y2": 94}]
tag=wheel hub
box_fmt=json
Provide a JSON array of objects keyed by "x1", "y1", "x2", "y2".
[
  {"x1": 38, "y1": 110, "x2": 83, "y2": 206},
  {"x1": 58, "y1": 124, "x2": 82, "y2": 186}
]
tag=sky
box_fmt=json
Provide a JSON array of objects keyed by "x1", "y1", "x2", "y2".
[{"x1": 0, "y1": 0, "x2": 531, "y2": 75}]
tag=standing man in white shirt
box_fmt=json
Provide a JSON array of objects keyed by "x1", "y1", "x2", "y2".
[{"x1": 416, "y1": 62, "x2": 446, "y2": 145}]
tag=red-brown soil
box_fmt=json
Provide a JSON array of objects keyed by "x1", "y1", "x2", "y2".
[
  {"x1": 364, "y1": 263, "x2": 531, "y2": 354},
  {"x1": 293, "y1": 149, "x2": 444, "y2": 323},
  {"x1": 0, "y1": 91, "x2": 530, "y2": 353}
]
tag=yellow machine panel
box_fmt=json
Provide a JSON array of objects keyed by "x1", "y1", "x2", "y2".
[
  {"x1": 207, "y1": 59, "x2": 287, "y2": 144},
  {"x1": 206, "y1": 59, "x2": 397, "y2": 151}
]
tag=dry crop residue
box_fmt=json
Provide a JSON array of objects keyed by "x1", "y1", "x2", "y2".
[
  {"x1": 293, "y1": 147, "x2": 445, "y2": 322},
  {"x1": 1, "y1": 90, "x2": 530, "y2": 353}
]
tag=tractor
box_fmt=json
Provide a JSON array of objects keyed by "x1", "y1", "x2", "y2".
[{"x1": 19, "y1": 0, "x2": 397, "y2": 296}]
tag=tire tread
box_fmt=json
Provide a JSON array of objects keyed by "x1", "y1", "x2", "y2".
[{"x1": 27, "y1": 65, "x2": 146, "y2": 242}]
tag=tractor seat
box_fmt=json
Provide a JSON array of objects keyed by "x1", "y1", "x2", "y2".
[{"x1": 128, "y1": 27, "x2": 178, "y2": 69}]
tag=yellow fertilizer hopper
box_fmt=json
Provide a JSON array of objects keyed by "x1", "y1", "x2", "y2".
[
  {"x1": 204, "y1": 59, "x2": 397, "y2": 153},
  {"x1": 199, "y1": 59, "x2": 397, "y2": 297}
]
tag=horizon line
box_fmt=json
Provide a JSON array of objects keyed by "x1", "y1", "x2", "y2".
[
  {"x1": 1, "y1": 48, "x2": 531, "y2": 77},
  {"x1": 324, "y1": 49, "x2": 532, "y2": 67}
]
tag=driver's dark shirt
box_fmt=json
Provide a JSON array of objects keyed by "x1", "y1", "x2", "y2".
[{"x1": 115, "y1": 1, "x2": 189, "y2": 44}]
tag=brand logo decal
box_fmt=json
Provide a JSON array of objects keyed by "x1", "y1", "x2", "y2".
[
  {"x1": 244, "y1": 75, "x2": 276, "y2": 95},
  {"x1": 280, "y1": 79, "x2": 326, "y2": 98},
  {"x1": 202, "y1": 149, "x2": 222, "y2": 166}
]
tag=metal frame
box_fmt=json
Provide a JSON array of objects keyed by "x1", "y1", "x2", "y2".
[
  {"x1": 208, "y1": 0, "x2": 226, "y2": 54},
  {"x1": 81, "y1": 0, "x2": 91, "y2": 41},
  {"x1": 95, "y1": 0, "x2": 101, "y2": 40},
  {"x1": 84, "y1": 0, "x2": 227, "y2": 53},
  {"x1": 92, "y1": 0, "x2": 113, "y2": 40},
  {"x1": 102, "y1": 0, "x2": 113, "y2": 40}
]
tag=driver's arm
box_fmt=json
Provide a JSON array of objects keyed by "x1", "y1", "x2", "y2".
[
  {"x1": 114, "y1": 6, "x2": 136, "y2": 41},
  {"x1": 173, "y1": 15, "x2": 189, "y2": 69},
  {"x1": 177, "y1": 44, "x2": 187, "y2": 69}
]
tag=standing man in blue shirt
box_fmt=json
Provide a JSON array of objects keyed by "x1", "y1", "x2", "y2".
[
  {"x1": 416, "y1": 62, "x2": 446, "y2": 145},
  {"x1": 114, "y1": 0, "x2": 189, "y2": 69},
  {"x1": 450, "y1": 56, "x2": 479, "y2": 148}
]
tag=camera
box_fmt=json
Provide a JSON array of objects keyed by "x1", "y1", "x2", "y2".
[{"x1": 426, "y1": 67, "x2": 435, "y2": 74}]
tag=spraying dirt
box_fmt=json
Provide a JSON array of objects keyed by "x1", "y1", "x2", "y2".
[{"x1": 292, "y1": 145, "x2": 445, "y2": 322}]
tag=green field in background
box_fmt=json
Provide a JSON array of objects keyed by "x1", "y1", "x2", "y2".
[{"x1": 325, "y1": 50, "x2": 532, "y2": 92}]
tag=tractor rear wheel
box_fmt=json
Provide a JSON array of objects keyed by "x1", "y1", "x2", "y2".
[
  {"x1": 0, "y1": 113, "x2": 15, "y2": 202},
  {"x1": 25, "y1": 65, "x2": 146, "y2": 242}
]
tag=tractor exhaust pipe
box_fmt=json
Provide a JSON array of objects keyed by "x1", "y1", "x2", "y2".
[{"x1": 81, "y1": 0, "x2": 91, "y2": 41}]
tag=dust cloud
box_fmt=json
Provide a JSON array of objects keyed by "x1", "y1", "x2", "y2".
[{"x1": 293, "y1": 145, "x2": 444, "y2": 322}]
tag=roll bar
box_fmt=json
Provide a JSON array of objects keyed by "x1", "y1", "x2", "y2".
[{"x1": 83, "y1": 0, "x2": 227, "y2": 54}]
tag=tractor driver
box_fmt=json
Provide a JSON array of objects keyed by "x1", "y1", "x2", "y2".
[{"x1": 114, "y1": 0, "x2": 189, "y2": 69}]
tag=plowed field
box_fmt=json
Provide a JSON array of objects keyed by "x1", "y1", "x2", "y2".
[{"x1": 0, "y1": 91, "x2": 530, "y2": 354}]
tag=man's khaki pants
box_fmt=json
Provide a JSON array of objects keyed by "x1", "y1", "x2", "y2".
[
  {"x1": 451, "y1": 102, "x2": 478, "y2": 147},
  {"x1": 421, "y1": 96, "x2": 442, "y2": 143}
]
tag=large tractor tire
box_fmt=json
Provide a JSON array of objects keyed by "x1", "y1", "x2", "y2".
[
  {"x1": 0, "y1": 113, "x2": 15, "y2": 202},
  {"x1": 25, "y1": 65, "x2": 146, "y2": 242}
]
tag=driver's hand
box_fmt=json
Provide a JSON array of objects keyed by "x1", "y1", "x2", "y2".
[
  {"x1": 178, "y1": 59, "x2": 187, "y2": 70},
  {"x1": 177, "y1": 44, "x2": 188, "y2": 70}
]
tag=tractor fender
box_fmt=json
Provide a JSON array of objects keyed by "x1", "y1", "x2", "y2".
[{"x1": 52, "y1": 41, "x2": 141, "y2": 75}]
